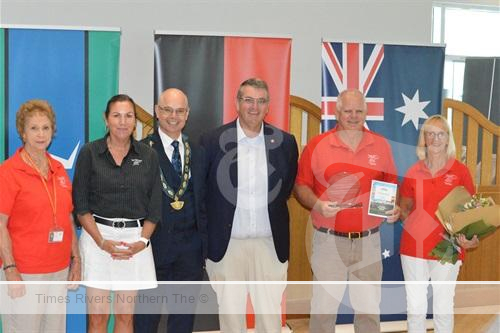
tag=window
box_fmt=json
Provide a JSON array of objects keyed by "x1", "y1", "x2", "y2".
[{"x1": 432, "y1": 3, "x2": 500, "y2": 100}]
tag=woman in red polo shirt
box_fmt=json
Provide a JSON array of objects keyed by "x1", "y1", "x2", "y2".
[
  {"x1": 399, "y1": 115, "x2": 479, "y2": 333},
  {"x1": 0, "y1": 100, "x2": 81, "y2": 332}
]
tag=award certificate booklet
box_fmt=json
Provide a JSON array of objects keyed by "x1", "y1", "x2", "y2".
[{"x1": 368, "y1": 180, "x2": 398, "y2": 218}]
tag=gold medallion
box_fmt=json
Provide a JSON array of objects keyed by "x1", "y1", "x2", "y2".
[
  {"x1": 170, "y1": 200, "x2": 185, "y2": 210},
  {"x1": 151, "y1": 135, "x2": 191, "y2": 211}
]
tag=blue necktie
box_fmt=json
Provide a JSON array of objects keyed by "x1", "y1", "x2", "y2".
[{"x1": 171, "y1": 140, "x2": 182, "y2": 177}]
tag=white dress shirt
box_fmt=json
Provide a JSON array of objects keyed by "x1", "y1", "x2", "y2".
[{"x1": 231, "y1": 119, "x2": 271, "y2": 239}]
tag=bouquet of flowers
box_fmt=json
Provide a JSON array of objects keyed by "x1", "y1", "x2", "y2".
[{"x1": 430, "y1": 186, "x2": 500, "y2": 264}]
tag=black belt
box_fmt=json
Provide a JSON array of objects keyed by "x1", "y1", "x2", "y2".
[
  {"x1": 94, "y1": 216, "x2": 145, "y2": 228},
  {"x1": 314, "y1": 225, "x2": 379, "y2": 239}
]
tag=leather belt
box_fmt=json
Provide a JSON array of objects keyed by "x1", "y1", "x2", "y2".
[
  {"x1": 314, "y1": 225, "x2": 379, "y2": 239},
  {"x1": 94, "y1": 216, "x2": 145, "y2": 228}
]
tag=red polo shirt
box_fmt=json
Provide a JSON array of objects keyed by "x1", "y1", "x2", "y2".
[
  {"x1": 0, "y1": 149, "x2": 73, "y2": 273},
  {"x1": 296, "y1": 127, "x2": 398, "y2": 232},
  {"x1": 399, "y1": 158, "x2": 474, "y2": 260}
]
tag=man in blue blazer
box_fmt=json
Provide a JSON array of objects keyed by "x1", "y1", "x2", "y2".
[
  {"x1": 200, "y1": 78, "x2": 298, "y2": 333},
  {"x1": 134, "y1": 88, "x2": 207, "y2": 333}
]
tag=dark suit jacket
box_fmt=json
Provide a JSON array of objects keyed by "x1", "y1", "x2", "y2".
[
  {"x1": 200, "y1": 120, "x2": 298, "y2": 263},
  {"x1": 143, "y1": 131, "x2": 208, "y2": 262}
]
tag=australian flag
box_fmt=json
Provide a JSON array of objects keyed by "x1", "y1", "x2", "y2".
[{"x1": 321, "y1": 41, "x2": 445, "y2": 321}]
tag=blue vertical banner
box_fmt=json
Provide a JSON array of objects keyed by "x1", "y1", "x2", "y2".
[
  {"x1": 7, "y1": 29, "x2": 85, "y2": 178},
  {"x1": 321, "y1": 41, "x2": 445, "y2": 321},
  {"x1": 0, "y1": 27, "x2": 120, "y2": 174},
  {"x1": 0, "y1": 26, "x2": 120, "y2": 333}
]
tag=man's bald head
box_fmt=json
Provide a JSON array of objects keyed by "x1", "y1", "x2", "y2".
[
  {"x1": 158, "y1": 88, "x2": 189, "y2": 108},
  {"x1": 336, "y1": 89, "x2": 367, "y2": 112},
  {"x1": 155, "y1": 88, "x2": 190, "y2": 139}
]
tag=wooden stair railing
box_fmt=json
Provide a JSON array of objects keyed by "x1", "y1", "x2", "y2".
[
  {"x1": 442, "y1": 98, "x2": 499, "y2": 202},
  {"x1": 135, "y1": 103, "x2": 154, "y2": 139},
  {"x1": 442, "y1": 98, "x2": 499, "y2": 281}
]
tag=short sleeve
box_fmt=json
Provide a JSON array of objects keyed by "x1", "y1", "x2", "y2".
[
  {"x1": 460, "y1": 163, "x2": 475, "y2": 196},
  {"x1": 61, "y1": 168, "x2": 74, "y2": 212},
  {"x1": 0, "y1": 166, "x2": 20, "y2": 216},
  {"x1": 400, "y1": 173, "x2": 415, "y2": 199},
  {"x1": 295, "y1": 142, "x2": 315, "y2": 188},
  {"x1": 382, "y1": 140, "x2": 398, "y2": 184}
]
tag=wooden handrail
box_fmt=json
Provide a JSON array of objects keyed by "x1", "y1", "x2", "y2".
[
  {"x1": 442, "y1": 98, "x2": 499, "y2": 190},
  {"x1": 443, "y1": 98, "x2": 500, "y2": 136},
  {"x1": 290, "y1": 95, "x2": 321, "y2": 121},
  {"x1": 134, "y1": 103, "x2": 154, "y2": 138},
  {"x1": 135, "y1": 103, "x2": 154, "y2": 128}
]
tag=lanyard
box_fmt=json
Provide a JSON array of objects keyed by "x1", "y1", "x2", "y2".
[{"x1": 22, "y1": 149, "x2": 58, "y2": 227}]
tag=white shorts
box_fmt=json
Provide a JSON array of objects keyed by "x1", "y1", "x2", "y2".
[{"x1": 79, "y1": 223, "x2": 157, "y2": 291}]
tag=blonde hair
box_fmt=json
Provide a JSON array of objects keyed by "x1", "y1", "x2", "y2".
[
  {"x1": 16, "y1": 100, "x2": 56, "y2": 142},
  {"x1": 416, "y1": 114, "x2": 456, "y2": 160}
]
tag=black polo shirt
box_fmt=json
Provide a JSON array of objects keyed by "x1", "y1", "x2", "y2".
[{"x1": 72, "y1": 136, "x2": 161, "y2": 223}]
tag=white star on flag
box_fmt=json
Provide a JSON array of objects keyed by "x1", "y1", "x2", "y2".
[
  {"x1": 395, "y1": 90, "x2": 430, "y2": 130},
  {"x1": 382, "y1": 249, "x2": 391, "y2": 259}
]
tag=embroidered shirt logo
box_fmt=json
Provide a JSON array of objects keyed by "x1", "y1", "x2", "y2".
[
  {"x1": 443, "y1": 174, "x2": 457, "y2": 186},
  {"x1": 131, "y1": 159, "x2": 143, "y2": 166},
  {"x1": 57, "y1": 176, "x2": 68, "y2": 188},
  {"x1": 367, "y1": 154, "x2": 379, "y2": 166}
]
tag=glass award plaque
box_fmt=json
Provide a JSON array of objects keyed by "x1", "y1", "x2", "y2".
[{"x1": 326, "y1": 171, "x2": 362, "y2": 208}]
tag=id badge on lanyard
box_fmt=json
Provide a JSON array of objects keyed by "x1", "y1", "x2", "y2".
[
  {"x1": 23, "y1": 150, "x2": 63, "y2": 244},
  {"x1": 49, "y1": 225, "x2": 64, "y2": 243}
]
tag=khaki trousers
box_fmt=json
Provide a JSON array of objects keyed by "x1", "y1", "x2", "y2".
[
  {"x1": 1, "y1": 267, "x2": 69, "y2": 333},
  {"x1": 310, "y1": 230, "x2": 382, "y2": 333},
  {"x1": 206, "y1": 237, "x2": 287, "y2": 333}
]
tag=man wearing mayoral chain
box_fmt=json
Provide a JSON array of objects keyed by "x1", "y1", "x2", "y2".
[{"x1": 134, "y1": 88, "x2": 207, "y2": 333}]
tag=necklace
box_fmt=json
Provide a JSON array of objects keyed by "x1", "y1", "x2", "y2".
[{"x1": 148, "y1": 135, "x2": 191, "y2": 210}]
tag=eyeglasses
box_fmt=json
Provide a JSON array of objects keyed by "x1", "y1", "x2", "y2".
[
  {"x1": 239, "y1": 97, "x2": 269, "y2": 106},
  {"x1": 424, "y1": 131, "x2": 448, "y2": 140},
  {"x1": 157, "y1": 105, "x2": 188, "y2": 116}
]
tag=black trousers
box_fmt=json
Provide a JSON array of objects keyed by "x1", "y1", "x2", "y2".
[{"x1": 134, "y1": 231, "x2": 204, "y2": 333}]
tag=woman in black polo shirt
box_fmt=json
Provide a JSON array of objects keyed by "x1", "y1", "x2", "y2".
[{"x1": 73, "y1": 94, "x2": 161, "y2": 332}]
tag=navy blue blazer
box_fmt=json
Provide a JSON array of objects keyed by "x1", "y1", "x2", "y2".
[
  {"x1": 200, "y1": 121, "x2": 298, "y2": 263},
  {"x1": 143, "y1": 131, "x2": 208, "y2": 261}
]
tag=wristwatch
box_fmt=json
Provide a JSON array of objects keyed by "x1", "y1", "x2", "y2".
[{"x1": 139, "y1": 237, "x2": 150, "y2": 248}]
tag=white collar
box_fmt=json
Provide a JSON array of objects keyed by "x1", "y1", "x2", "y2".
[
  {"x1": 158, "y1": 128, "x2": 183, "y2": 148},
  {"x1": 236, "y1": 118, "x2": 264, "y2": 143}
]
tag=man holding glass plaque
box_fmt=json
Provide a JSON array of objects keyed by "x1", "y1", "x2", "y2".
[{"x1": 294, "y1": 89, "x2": 400, "y2": 333}]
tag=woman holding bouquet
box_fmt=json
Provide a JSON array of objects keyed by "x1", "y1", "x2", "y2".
[{"x1": 399, "y1": 115, "x2": 479, "y2": 333}]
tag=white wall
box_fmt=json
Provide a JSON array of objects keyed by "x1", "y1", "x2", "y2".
[{"x1": 1, "y1": 0, "x2": 439, "y2": 112}]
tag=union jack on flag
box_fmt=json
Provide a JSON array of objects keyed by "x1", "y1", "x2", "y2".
[{"x1": 322, "y1": 42, "x2": 385, "y2": 121}]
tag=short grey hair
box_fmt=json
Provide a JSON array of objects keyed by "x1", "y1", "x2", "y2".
[
  {"x1": 336, "y1": 89, "x2": 367, "y2": 112},
  {"x1": 236, "y1": 78, "x2": 269, "y2": 101}
]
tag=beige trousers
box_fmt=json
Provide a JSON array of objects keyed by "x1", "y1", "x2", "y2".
[
  {"x1": 309, "y1": 230, "x2": 382, "y2": 333},
  {"x1": 206, "y1": 237, "x2": 287, "y2": 333},
  {"x1": 0, "y1": 267, "x2": 69, "y2": 333}
]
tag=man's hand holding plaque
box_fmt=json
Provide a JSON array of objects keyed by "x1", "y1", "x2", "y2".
[{"x1": 326, "y1": 172, "x2": 363, "y2": 209}]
